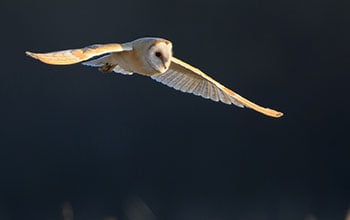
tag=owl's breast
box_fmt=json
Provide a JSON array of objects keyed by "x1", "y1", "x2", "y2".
[{"x1": 111, "y1": 51, "x2": 160, "y2": 76}]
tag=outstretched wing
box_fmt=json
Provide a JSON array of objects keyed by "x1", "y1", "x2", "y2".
[
  {"x1": 25, "y1": 42, "x2": 132, "y2": 65},
  {"x1": 151, "y1": 57, "x2": 283, "y2": 118}
]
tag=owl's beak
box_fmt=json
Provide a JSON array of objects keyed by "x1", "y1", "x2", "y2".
[
  {"x1": 161, "y1": 56, "x2": 170, "y2": 70},
  {"x1": 162, "y1": 60, "x2": 168, "y2": 69}
]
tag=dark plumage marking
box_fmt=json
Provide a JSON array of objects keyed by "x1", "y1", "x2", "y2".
[
  {"x1": 99, "y1": 62, "x2": 116, "y2": 73},
  {"x1": 155, "y1": 51, "x2": 162, "y2": 58}
]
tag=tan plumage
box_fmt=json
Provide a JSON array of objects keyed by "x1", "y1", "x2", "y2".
[{"x1": 26, "y1": 37, "x2": 283, "y2": 118}]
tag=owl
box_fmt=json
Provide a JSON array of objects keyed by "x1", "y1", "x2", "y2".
[{"x1": 26, "y1": 37, "x2": 283, "y2": 118}]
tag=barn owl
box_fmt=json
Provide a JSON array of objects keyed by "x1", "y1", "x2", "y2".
[{"x1": 26, "y1": 37, "x2": 283, "y2": 118}]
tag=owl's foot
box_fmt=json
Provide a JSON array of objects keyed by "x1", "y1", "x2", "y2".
[{"x1": 98, "y1": 63, "x2": 116, "y2": 73}]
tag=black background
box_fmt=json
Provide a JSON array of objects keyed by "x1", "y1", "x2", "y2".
[{"x1": 1, "y1": 0, "x2": 349, "y2": 219}]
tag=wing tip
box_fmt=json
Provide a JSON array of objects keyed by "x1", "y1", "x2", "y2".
[
  {"x1": 25, "y1": 51, "x2": 53, "y2": 64},
  {"x1": 276, "y1": 111, "x2": 284, "y2": 118},
  {"x1": 264, "y1": 108, "x2": 284, "y2": 118},
  {"x1": 25, "y1": 51, "x2": 37, "y2": 59}
]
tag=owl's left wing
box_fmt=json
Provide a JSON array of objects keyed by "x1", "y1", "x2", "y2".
[
  {"x1": 26, "y1": 42, "x2": 132, "y2": 65},
  {"x1": 151, "y1": 57, "x2": 283, "y2": 118}
]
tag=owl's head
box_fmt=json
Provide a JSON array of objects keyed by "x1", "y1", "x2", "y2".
[{"x1": 145, "y1": 39, "x2": 173, "y2": 74}]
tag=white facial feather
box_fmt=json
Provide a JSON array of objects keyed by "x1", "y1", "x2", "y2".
[{"x1": 146, "y1": 42, "x2": 173, "y2": 74}]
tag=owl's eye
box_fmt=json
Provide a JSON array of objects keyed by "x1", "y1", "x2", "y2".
[{"x1": 155, "y1": 51, "x2": 162, "y2": 58}]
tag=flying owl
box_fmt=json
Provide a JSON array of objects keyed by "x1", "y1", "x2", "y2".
[{"x1": 26, "y1": 37, "x2": 283, "y2": 118}]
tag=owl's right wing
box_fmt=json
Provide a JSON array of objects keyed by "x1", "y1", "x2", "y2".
[
  {"x1": 151, "y1": 57, "x2": 283, "y2": 118},
  {"x1": 26, "y1": 42, "x2": 133, "y2": 65}
]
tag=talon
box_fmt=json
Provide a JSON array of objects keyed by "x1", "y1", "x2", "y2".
[{"x1": 99, "y1": 63, "x2": 116, "y2": 73}]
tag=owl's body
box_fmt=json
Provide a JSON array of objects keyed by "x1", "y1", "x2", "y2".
[{"x1": 26, "y1": 37, "x2": 283, "y2": 118}]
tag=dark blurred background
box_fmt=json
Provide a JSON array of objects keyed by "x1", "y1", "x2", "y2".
[{"x1": 0, "y1": 0, "x2": 349, "y2": 219}]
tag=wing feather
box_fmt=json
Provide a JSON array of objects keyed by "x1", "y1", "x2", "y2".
[
  {"x1": 217, "y1": 88, "x2": 232, "y2": 105},
  {"x1": 179, "y1": 77, "x2": 194, "y2": 92},
  {"x1": 168, "y1": 72, "x2": 183, "y2": 86},
  {"x1": 193, "y1": 80, "x2": 203, "y2": 96},
  {"x1": 26, "y1": 42, "x2": 132, "y2": 65},
  {"x1": 203, "y1": 81, "x2": 210, "y2": 99},
  {"x1": 208, "y1": 83, "x2": 219, "y2": 102},
  {"x1": 188, "y1": 80, "x2": 200, "y2": 94},
  {"x1": 151, "y1": 57, "x2": 283, "y2": 118},
  {"x1": 173, "y1": 75, "x2": 187, "y2": 90}
]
